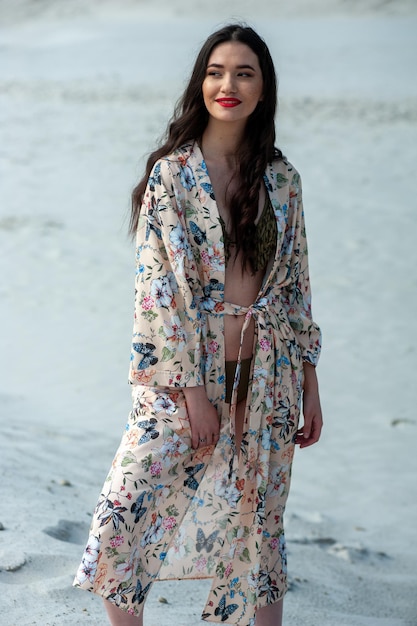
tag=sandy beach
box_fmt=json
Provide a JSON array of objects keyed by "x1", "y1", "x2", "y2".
[{"x1": 1, "y1": 0, "x2": 417, "y2": 624}]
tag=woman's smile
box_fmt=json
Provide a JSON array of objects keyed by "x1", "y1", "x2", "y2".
[{"x1": 215, "y1": 98, "x2": 242, "y2": 108}]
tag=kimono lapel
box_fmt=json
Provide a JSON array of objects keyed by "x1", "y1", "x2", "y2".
[
  {"x1": 187, "y1": 142, "x2": 288, "y2": 295},
  {"x1": 261, "y1": 162, "x2": 288, "y2": 295},
  {"x1": 182, "y1": 142, "x2": 226, "y2": 290}
]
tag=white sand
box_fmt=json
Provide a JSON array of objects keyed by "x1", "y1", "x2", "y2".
[{"x1": 0, "y1": 1, "x2": 417, "y2": 624}]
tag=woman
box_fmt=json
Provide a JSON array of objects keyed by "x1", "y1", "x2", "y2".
[{"x1": 74, "y1": 24, "x2": 322, "y2": 626}]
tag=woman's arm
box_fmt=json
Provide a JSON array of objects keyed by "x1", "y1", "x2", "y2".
[
  {"x1": 295, "y1": 362, "x2": 323, "y2": 448},
  {"x1": 280, "y1": 165, "x2": 322, "y2": 367},
  {"x1": 129, "y1": 159, "x2": 204, "y2": 388},
  {"x1": 279, "y1": 164, "x2": 323, "y2": 448}
]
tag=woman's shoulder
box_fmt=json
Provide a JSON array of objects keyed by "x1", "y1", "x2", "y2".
[
  {"x1": 270, "y1": 152, "x2": 298, "y2": 174},
  {"x1": 148, "y1": 142, "x2": 200, "y2": 196},
  {"x1": 269, "y1": 154, "x2": 302, "y2": 191},
  {"x1": 149, "y1": 142, "x2": 197, "y2": 183},
  {"x1": 156, "y1": 142, "x2": 196, "y2": 167}
]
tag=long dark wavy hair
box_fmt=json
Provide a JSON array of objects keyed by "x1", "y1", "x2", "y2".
[{"x1": 130, "y1": 24, "x2": 282, "y2": 272}]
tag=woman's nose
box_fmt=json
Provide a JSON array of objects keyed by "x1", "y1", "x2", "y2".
[{"x1": 220, "y1": 73, "x2": 237, "y2": 94}]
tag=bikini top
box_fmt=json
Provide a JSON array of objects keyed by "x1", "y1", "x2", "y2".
[{"x1": 219, "y1": 194, "x2": 278, "y2": 271}]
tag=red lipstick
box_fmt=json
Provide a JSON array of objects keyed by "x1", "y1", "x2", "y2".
[{"x1": 215, "y1": 98, "x2": 241, "y2": 108}]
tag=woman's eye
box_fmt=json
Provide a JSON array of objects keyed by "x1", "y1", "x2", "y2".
[{"x1": 206, "y1": 70, "x2": 254, "y2": 78}]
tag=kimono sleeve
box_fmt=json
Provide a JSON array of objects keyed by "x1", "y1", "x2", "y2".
[
  {"x1": 128, "y1": 159, "x2": 203, "y2": 387},
  {"x1": 280, "y1": 168, "x2": 322, "y2": 366}
]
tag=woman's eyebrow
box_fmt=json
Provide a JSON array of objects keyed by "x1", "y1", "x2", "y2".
[{"x1": 206, "y1": 63, "x2": 256, "y2": 71}]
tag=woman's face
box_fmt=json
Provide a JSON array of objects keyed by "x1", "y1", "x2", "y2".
[{"x1": 202, "y1": 41, "x2": 264, "y2": 128}]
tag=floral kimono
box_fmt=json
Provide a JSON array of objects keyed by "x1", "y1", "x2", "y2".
[{"x1": 74, "y1": 142, "x2": 321, "y2": 625}]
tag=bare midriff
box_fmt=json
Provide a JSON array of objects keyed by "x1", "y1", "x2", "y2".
[
  {"x1": 200, "y1": 152, "x2": 268, "y2": 362},
  {"x1": 223, "y1": 249, "x2": 264, "y2": 361}
]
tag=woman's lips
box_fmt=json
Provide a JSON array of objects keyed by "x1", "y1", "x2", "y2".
[{"x1": 215, "y1": 98, "x2": 241, "y2": 108}]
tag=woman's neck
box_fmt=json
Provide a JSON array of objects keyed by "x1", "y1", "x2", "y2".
[{"x1": 200, "y1": 120, "x2": 245, "y2": 166}]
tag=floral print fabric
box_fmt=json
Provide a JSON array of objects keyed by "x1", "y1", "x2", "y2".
[{"x1": 74, "y1": 142, "x2": 321, "y2": 625}]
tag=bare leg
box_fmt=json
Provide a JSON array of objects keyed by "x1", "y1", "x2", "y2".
[
  {"x1": 103, "y1": 600, "x2": 143, "y2": 626},
  {"x1": 255, "y1": 599, "x2": 283, "y2": 626}
]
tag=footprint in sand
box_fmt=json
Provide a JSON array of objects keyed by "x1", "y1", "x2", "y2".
[
  {"x1": 326, "y1": 542, "x2": 390, "y2": 564},
  {"x1": 290, "y1": 536, "x2": 390, "y2": 564},
  {"x1": 43, "y1": 519, "x2": 90, "y2": 545},
  {"x1": 0, "y1": 553, "x2": 75, "y2": 584},
  {"x1": 0, "y1": 550, "x2": 27, "y2": 573}
]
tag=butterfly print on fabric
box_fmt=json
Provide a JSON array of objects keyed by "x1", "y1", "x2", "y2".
[
  {"x1": 200, "y1": 279, "x2": 225, "y2": 312},
  {"x1": 214, "y1": 594, "x2": 239, "y2": 621},
  {"x1": 132, "y1": 579, "x2": 152, "y2": 605},
  {"x1": 189, "y1": 221, "x2": 207, "y2": 245},
  {"x1": 263, "y1": 173, "x2": 273, "y2": 192},
  {"x1": 183, "y1": 463, "x2": 205, "y2": 490},
  {"x1": 132, "y1": 342, "x2": 158, "y2": 370},
  {"x1": 148, "y1": 162, "x2": 161, "y2": 191},
  {"x1": 136, "y1": 418, "x2": 159, "y2": 445},
  {"x1": 130, "y1": 492, "x2": 148, "y2": 524},
  {"x1": 203, "y1": 278, "x2": 224, "y2": 298},
  {"x1": 145, "y1": 212, "x2": 162, "y2": 241},
  {"x1": 201, "y1": 181, "x2": 215, "y2": 200},
  {"x1": 196, "y1": 528, "x2": 219, "y2": 553}
]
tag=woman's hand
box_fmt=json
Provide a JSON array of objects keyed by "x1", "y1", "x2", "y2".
[
  {"x1": 296, "y1": 362, "x2": 323, "y2": 448},
  {"x1": 183, "y1": 386, "x2": 220, "y2": 449}
]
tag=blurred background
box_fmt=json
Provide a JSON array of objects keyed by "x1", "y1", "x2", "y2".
[{"x1": 0, "y1": 1, "x2": 416, "y2": 624}]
